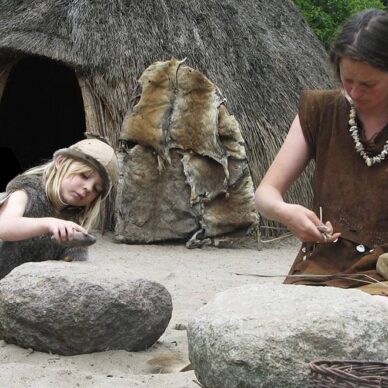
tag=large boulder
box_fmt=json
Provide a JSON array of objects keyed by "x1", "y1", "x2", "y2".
[
  {"x1": 0, "y1": 261, "x2": 172, "y2": 355},
  {"x1": 187, "y1": 284, "x2": 388, "y2": 388}
]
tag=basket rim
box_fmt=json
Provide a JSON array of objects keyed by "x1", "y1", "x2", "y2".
[
  {"x1": 310, "y1": 359, "x2": 388, "y2": 368},
  {"x1": 309, "y1": 359, "x2": 388, "y2": 385}
]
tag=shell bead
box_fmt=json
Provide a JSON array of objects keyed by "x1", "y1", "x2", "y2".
[
  {"x1": 348, "y1": 102, "x2": 388, "y2": 167},
  {"x1": 356, "y1": 244, "x2": 366, "y2": 253}
]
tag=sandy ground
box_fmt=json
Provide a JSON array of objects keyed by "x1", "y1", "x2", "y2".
[{"x1": 0, "y1": 232, "x2": 299, "y2": 388}]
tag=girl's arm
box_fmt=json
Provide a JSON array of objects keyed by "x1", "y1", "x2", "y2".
[
  {"x1": 255, "y1": 115, "x2": 340, "y2": 243},
  {"x1": 0, "y1": 190, "x2": 87, "y2": 242}
]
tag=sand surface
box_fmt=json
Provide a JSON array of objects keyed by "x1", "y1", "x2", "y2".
[{"x1": 0, "y1": 232, "x2": 299, "y2": 387}]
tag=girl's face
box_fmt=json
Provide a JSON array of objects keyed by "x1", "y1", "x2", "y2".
[
  {"x1": 340, "y1": 57, "x2": 388, "y2": 112},
  {"x1": 60, "y1": 170, "x2": 103, "y2": 207}
]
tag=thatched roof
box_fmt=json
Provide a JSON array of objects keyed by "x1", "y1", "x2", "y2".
[{"x1": 0, "y1": 0, "x2": 335, "y2": 236}]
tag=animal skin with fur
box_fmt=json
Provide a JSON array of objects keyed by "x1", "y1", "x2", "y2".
[{"x1": 117, "y1": 59, "x2": 258, "y2": 247}]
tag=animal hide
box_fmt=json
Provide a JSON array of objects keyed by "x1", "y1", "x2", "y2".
[
  {"x1": 120, "y1": 59, "x2": 183, "y2": 166},
  {"x1": 115, "y1": 147, "x2": 199, "y2": 243},
  {"x1": 117, "y1": 59, "x2": 258, "y2": 248}
]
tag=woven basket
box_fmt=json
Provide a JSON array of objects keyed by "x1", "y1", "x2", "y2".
[{"x1": 309, "y1": 360, "x2": 388, "y2": 388}]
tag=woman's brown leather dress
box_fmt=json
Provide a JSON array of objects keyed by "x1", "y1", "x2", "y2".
[{"x1": 284, "y1": 90, "x2": 388, "y2": 292}]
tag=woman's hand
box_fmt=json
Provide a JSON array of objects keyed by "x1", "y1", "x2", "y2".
[{"x1": 278, "y1": 203, "x2": 341, "y2": 243}]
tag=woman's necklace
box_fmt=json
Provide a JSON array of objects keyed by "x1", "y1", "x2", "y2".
[{"x1": 348, "y1": 103, "x2": 388, "y2": 167}]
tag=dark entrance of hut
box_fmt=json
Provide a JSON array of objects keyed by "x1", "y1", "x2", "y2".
[{"x1": 0, "y1": 56, "x2": 86, "y2": 191}]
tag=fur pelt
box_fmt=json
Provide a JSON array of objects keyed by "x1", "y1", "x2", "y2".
[
  {"x1": 121, "y1": 58, "x2": 227, "y2": 174},
  {"x1": 117, "y1": 59, "x2": 258, "y2": 247}
]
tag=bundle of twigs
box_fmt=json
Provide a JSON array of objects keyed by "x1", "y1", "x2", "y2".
[{"x1": 309, "y1": 360, "x2": 388, "y2": 388}]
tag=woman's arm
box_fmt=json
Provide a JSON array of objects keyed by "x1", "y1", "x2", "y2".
[
  {"x1": 0, "y1": 190, "x2": 87, "y2": 242},
  {"x1": 255, "y1": 115, "x2": 340, "y2": 242}
]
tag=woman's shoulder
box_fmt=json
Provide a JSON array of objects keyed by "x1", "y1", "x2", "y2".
[{"x1": 299, "y1": 89, "x2": 347, "y2": 117}]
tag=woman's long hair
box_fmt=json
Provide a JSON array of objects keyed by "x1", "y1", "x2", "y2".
[{"x1": 330, "y1": 9, "x2": 388, "y2": 80}]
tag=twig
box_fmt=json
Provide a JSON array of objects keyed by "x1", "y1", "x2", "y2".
[
  {"x1": 193, "y1": 379, "x2": 205, "y2": 387},
  {"x1": 233, "y1": 272, "x2": 388, "y2": 287},
  {"x1": 261, "y1": 233, "x2": 294, "y2": 244}
]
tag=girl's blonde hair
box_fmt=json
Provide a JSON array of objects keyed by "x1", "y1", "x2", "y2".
[{"x1": 25, "y1": 157, "x2": 103, "y2": 230}]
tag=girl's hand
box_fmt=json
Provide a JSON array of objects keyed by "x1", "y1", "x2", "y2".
[
  {"x1": 277, "y1": 204, "x2": 341, "y2": 243},
  {"x1": 0, "y1": 191, "x2": 89, "y2": 242},
  {"x1": 45, "y1": 218, "x2": 88, "y2": 243}
]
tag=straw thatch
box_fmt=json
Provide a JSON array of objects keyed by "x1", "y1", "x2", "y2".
[{"x1": 0, "y1": 0, "x2": 335, "y2": 237}]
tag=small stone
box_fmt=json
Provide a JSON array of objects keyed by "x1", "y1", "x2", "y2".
[
  {"x1": 377, "y1": 253, "x2": 388, "y2": 280},
  {"x1": 174, "y1": 323, "x2": 187, "y2": 331}
]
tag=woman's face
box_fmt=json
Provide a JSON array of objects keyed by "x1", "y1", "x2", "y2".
[
  {"x1": 60, "y1": 170, "x2": 103, "y2": 207},
  {"x1": 340, "y1": 57, "x2": 388, "y2": 112}
]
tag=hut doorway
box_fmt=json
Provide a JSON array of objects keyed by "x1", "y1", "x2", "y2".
[{"x1": 0, "y1": 56, "x2": 86, "y2": 190}]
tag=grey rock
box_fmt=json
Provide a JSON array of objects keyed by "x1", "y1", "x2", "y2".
[
  {"x1": 187, "y1": 284, "x2": 388, "y2": 388},
  {"x1": 0, "y1": 261, "x2": 172, "y2": 355},
  {"x1": 51, "y1": 231, "x2": 97, "y2": 247},
  {"x1": 377, "y1": 253, "x2": 388, "y2": 280}
]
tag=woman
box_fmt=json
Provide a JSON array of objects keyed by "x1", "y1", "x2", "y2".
[
  {"x1": 0, "y1": 138, "x2": 118, "y2": 279},
  {"x1": 255, "y1": 9, "x2": 388, "y2": 291}
]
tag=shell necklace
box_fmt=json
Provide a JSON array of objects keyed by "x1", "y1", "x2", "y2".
[{"x1": 348, "y1": 102, "x2": 388, "y2": 167}]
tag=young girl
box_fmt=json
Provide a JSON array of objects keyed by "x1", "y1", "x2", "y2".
[{"x1": 0, "y1": 138, "x2": 118, "y2": 279}]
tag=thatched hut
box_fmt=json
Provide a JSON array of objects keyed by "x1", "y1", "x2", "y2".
[{"x1": 0, "y1": 0, "x2": 334, "y2": 237}]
